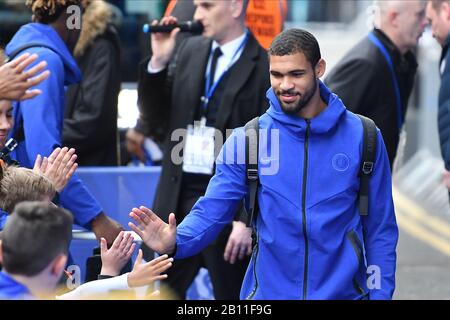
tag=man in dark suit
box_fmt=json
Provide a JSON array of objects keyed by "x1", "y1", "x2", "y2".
[
  {"x1": 325, "y1": 0, "x2": 428, "y2": 168},
  {"x1": 426, "y1": 0, "x2": 450, "y2": 196},
  {"x1": 136, "y1": 0, "x2": 270, "y2": 299}
]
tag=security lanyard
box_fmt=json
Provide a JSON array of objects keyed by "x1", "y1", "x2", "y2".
[
  {"x1": 368, "y1": 32, "x2": 404, "y2": 131},
  {"x1": 200, "y1": 32, "x2": 250, "y2": 113}
]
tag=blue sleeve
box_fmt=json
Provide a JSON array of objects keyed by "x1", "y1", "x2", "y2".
[
  {"x1": 19, "y1": 51, "x2": 102, "y2": 228},
  {"x1": 175, "y1": 128, "x2": 248, "y2": 258},
  {"x1": 362, "y1": 130, "x2": 399, "y2": 300}
]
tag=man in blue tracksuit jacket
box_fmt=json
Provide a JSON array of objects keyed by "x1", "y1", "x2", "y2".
[
  {"x1": 5, "y1": 0, "x2": 122, "y2": 243},
  {"x1": 129, "y1": 29, "x2": 399, "y2": 300}
]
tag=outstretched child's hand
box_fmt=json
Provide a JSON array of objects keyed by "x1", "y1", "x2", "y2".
[
  {"x1": 33, "y1": 147, "x2": 78, "y2": 192},
  {"x1": 127, "y1": 249, "x2": 173, "y2": 288},
  {"x1": 100, "y1": 231, "x2": 135, "y2": 276}
]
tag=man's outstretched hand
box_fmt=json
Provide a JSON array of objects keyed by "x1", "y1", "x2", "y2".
[{"x1": 128, "y1": 206, "x2": 177, "y2": 255}]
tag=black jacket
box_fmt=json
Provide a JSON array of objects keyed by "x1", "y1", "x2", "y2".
[
  {"x1": 63, "y1": 26, "x2": 120, "y2": 166},
  {"x1": 137, "y1": 33, "x2": 270, "y2": 220},
  {"x1": 325, "y1": 29, "x2": 417, "y2": 167}
]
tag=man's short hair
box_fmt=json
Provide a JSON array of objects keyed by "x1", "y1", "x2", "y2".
[
  {"x1": 26, "y1": 0, "x2": 82, "y2": 23},
  {"x1": 1, "y1": 201, "x2": 73, "y2": 276},
  {"x1": 431, "y1": 0, "x2": 450, "y2": 11},
  {"x1": 268, "y1": 28, "x2": 322, "y2": 68},
  {"x1": 0, "y1": 166, "x2": 56, "y2": 213}
]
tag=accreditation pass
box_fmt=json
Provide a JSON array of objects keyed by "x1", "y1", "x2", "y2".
[{"x1": 182, "y1": 122, "x2": 216, "y2": 175}]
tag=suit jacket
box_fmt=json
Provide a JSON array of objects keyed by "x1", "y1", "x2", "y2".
[
  {"x1": 439, "y1": 36, "x2": 450, "y2": 171},
  {"x1": 137, "y1": 33, "x2": 270, "y2": 220},
  {"x1": 325, "y1": 29, "x2": 417, "y2": 167}
]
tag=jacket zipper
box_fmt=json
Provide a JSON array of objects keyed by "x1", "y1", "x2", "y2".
[
  {"x1": 302, "y1": 119, "x2": 311, "y2": 300},
  {"x1": 246, "y1": 233, "x2": 259, "y2": 299}
]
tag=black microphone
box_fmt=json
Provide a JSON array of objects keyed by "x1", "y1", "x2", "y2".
[{"x1": 142, "y1": 21, "x2": 204, "y2": 34}]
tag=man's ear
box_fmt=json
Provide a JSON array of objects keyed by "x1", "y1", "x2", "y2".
[
  {"x1": 231, "y1": 0, "x2": 245, "y2": 18},
  {"x1": 388, "y1": 9, "x2": 400, "y2": 28},
  {"x1": 443, "y1": 2, "x2": 450, "y2": 20},
  {"x1": 51, "y1": 254, "x2": 67, "y2": 277},
  {"x1": 315, "y1": 59, "x2": 326, "y2": 79}
]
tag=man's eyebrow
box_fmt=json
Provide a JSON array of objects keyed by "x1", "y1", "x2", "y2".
[{"x1": 270, "y1": 69, "x2": 306, "y2": 74}]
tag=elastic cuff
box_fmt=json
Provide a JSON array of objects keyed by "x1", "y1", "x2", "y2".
[{"x1": 147, "y1": 60, "x2": 165, "y2": 74}]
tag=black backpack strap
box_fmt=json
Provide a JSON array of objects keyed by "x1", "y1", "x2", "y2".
[
  {"x1": 6, "y1": 43, "x2": 55, "y2": 62},
  {"x1": 245, "y1": 117, "x2": 259, "y2": 227},
  {"x1": 356, "y1": 114, "x2": 377, "y2": 216}
]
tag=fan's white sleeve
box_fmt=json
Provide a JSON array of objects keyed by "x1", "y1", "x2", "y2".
[{"x1": 56, "y1": 273, "x2": 130, "y2": 300}]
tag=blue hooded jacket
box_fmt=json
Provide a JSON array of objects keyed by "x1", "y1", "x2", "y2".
[
  {"x1": 175, "y1": 81, "x2": 398, "y2": 300},
  {"x1": 5, "y1": 23, "x2": 102, "y2": 227}
]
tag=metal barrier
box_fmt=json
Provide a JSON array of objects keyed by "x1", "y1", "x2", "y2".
[
  {"x1": 69, "y1": 166, "x2": 214, "y2": 299},
  {"x1": 69, "y1": 166, "x2": 161, "y2": 282}
]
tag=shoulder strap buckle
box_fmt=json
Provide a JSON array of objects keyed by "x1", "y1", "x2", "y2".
[{"x1": 247, "y1": 168, "x2": 259, "y2": 181}]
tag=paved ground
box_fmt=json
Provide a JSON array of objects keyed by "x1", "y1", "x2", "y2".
[{"x1": 393, "y1": 189, "x2": 450, "y2": 300}]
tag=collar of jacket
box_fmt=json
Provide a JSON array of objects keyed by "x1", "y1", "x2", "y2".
[
  {"x1": 441, "y1": 33, "x2": 450, "y2": 64},
  {"x1": 74, "y1": 0, "x2": 113, "y2": 57},
  {"x1": 206, "y1": 31, "x2": 262, "y2": 63},
  {"x1": 266, "y1": 80, "x2": 346, "y2": 136},
  {"x1": 6, "y1": 23, "x2": 81, "y2": 85},
  {"x1": 0, "y1": 271, "x2": 34, "y2": 300},
  {"x1": 445, "y1": 32, "x2": 450, "y2": 48},
  {"x1": 206, "y1": 32, "x2": 263, "y2": 131},
  {"x1": 372, "y1": 28, "x2": 418, "y2": 72}
]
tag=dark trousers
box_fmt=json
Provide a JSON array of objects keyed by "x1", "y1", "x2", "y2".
[{"x1": 162, "y1": 191, "x2": 249, "y2": 300}]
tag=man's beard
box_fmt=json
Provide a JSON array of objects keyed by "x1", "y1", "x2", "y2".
[{"x1": 277, "y1": 79, "x2": 317, "y2": 116}]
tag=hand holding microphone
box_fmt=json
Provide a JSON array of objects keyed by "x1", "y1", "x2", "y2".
[
  {"x1": 147, "y1": 16, "x2": 202, "y2": 70},
  {"x1": 148, "y1": 16, "x2": 181, "y2": 70},
  {"x1": 143, "y1": 20, "x2": 203, "y2": 34}
]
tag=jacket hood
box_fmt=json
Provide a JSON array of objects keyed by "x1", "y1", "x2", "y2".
[
  {"x1": 74, "y1": 0, "x2": 113, "y2": 57},
  {"x1": 266, "y1": 80, "x2": 347, "y2": 135},
  {"x1": 6, "y1": 23, "x2": 81, "y2": 85}
]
